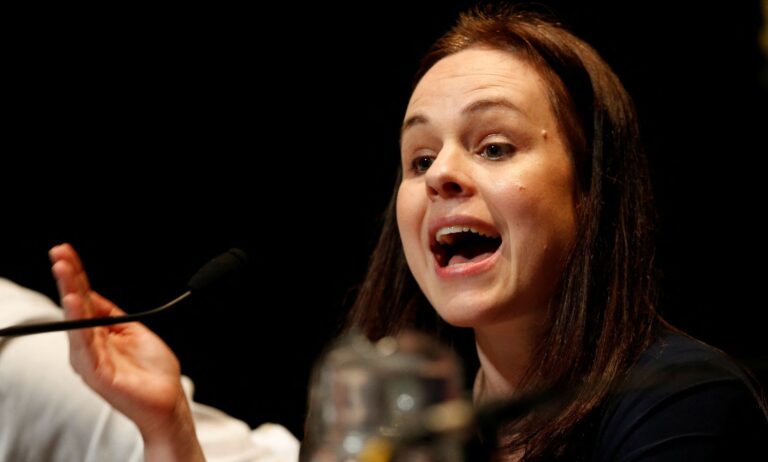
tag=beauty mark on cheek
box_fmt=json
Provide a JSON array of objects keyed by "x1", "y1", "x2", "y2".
[{"x1": 541, "y1": 129, "x2": 548, "y2": 139}]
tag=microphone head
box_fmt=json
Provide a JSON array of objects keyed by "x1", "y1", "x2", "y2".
[{"x1": 187, "y1": 248, "x2": 249, "y2": 293}]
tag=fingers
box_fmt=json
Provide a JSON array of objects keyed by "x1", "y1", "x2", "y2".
[
  {"x1": 51, "y1": 259, "x2": 79, "y2": 300},
  {"x1": 91, "y1": 291, "x2": 126, "y2": 317},
  {"x1": 49, "y1": 243, "x2": 91, "y2": 297},
  {"x1": 49, "y1": 245, "x2": 115, "y2": 382},
  {"x1": 49, "y1": 242, "x2": 84, "y2": 273},
  {"x1": 61, "y1": 291, "x2": 96, "y2": 355},
  {"x1": 49, "y1": 244, "x2": 115, "y2": 319}
]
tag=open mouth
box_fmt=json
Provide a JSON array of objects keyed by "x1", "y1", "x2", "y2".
[{"x1": 431, "y1": 226, "x2": 502, "y2": 268}]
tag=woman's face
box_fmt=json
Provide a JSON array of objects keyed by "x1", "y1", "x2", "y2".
[{"x1": 397, "y1": 47, "x2": 578, "y2": 328}]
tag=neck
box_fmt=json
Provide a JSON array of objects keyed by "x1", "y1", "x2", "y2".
[{"x1": 472, "y1": 313, "x2": 546, "y2": 403}]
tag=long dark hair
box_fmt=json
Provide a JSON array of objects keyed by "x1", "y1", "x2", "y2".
[{"x1": 347, "y1": 5, "x2": 661, "y2": 459}]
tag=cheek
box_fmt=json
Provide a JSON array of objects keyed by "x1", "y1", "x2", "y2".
[
  {"x1": 494, "y1": 177, "x2": 576, "y2": 256},
  {"x1": 396, "y1": 182, "x2": 422, "y2": 249},
  {"x1": 396, "y1": 181, "x2": 432, "y2": 285}
]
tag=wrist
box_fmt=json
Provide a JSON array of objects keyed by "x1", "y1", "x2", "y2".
[{"x1": 140, "y1": 394, "x2": 205, "y2": 462}]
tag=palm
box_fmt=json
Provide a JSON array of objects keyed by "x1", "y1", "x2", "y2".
[{"x1": 88, "y1": 312, "x2": 182, "y2": 428}]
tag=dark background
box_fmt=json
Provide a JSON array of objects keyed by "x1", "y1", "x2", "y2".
[{"x1": 2, "y1": 1, "x2": 766, "y2": 439}]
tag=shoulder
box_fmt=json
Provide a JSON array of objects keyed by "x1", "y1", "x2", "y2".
[
  {"x1": 0, "y1": 277, "x2": 61, "y2": 327},
  {"x1": 591, "y1": 330, "x2": 767, "y2": 461}
]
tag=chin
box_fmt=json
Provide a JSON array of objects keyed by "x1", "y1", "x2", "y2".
[
  {"x1": 429, "y1": 294, "x2": 508, "y2": 328},
  {"x1": 430, "y1": 288, "x2": 544, "y2": 329}
]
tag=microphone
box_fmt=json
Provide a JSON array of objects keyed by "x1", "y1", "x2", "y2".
[{"x1": 0, "y1": 248, "x2": 248, "y2": 337}]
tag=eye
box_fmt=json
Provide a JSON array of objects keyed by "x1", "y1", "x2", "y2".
[
  {"x1": 411, "y1": 155, "x2": 435, "y2": 174},
  {"x1": 478, "y1": 143, "x2": 515, "y2": 160}
]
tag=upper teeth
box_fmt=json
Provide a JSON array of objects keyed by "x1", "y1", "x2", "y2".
[{"x1": 435, "y1": 226, "x2": 497, "y2": 244}]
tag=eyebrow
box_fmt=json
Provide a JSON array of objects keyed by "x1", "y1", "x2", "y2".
[
  {"x1": 400, "y1": 114, "x2": 428, "y2": 141},
  {"x1": 462, "y1": 97, "x2": 523, "y2": 117},
  {"x1": 400, "y1": 97, "x2": 523, "y2": 142}
]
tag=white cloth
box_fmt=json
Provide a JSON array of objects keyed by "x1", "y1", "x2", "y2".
[{"x1": 0, "y1": 278, "x2": 299, "y2": 462}]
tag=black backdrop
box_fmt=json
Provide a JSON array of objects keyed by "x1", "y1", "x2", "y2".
[{"x1": 2, "y1": 1, "x2": 766, "y2": 438}]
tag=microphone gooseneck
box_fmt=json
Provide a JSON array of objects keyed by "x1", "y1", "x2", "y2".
[
  {"x1": 0, "y1": 292, "x2": 193, "y2": 337},
  {"x1": 0, "y1": 248, "x2": 248, "y2": 337}
]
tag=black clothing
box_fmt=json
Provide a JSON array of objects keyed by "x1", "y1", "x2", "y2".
[{"x1": 591, "y1": 330, "x2": 767, "y2": 461}]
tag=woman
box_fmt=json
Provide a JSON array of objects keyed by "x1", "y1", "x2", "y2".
[
  {"x1": 346, "y1": 6, "x2": 767, "y2": 460},
  {"x1": 50, "y1": 6, "x2": 766, "y2": 461}
]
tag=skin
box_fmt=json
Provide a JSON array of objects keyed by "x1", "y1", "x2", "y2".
[
  {"x1": 397, "y1": 47, "x2": 578, "y2": 397},
  {"x1": 49, "y1": 243, "x2": 205, "y2": 462}
]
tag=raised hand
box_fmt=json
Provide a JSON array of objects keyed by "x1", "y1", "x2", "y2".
[{"x1": 49, "y1": 243, "x2": 204, "y2": 461}]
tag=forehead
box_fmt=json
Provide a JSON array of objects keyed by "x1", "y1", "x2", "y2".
[{"x1": 406, "y1": 47, "x2": 551, "y2": 120}]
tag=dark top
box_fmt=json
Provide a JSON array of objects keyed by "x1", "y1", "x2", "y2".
[{"x1": 591, "y1": 330, "x2": 767, "y2": 461}]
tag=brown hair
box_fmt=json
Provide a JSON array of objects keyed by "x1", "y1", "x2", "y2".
[{"x1": 347, "y1": 5, "x2": 661, "y2": 459}]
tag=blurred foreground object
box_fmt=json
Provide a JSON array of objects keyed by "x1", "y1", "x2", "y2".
[{"x1": 302, "y1": 332, "x2": 466, "y2": 462}]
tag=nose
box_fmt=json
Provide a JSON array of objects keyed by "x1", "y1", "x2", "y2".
[{"x1": 425, "y1": 145, "x2": 474, "y2": 200}]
